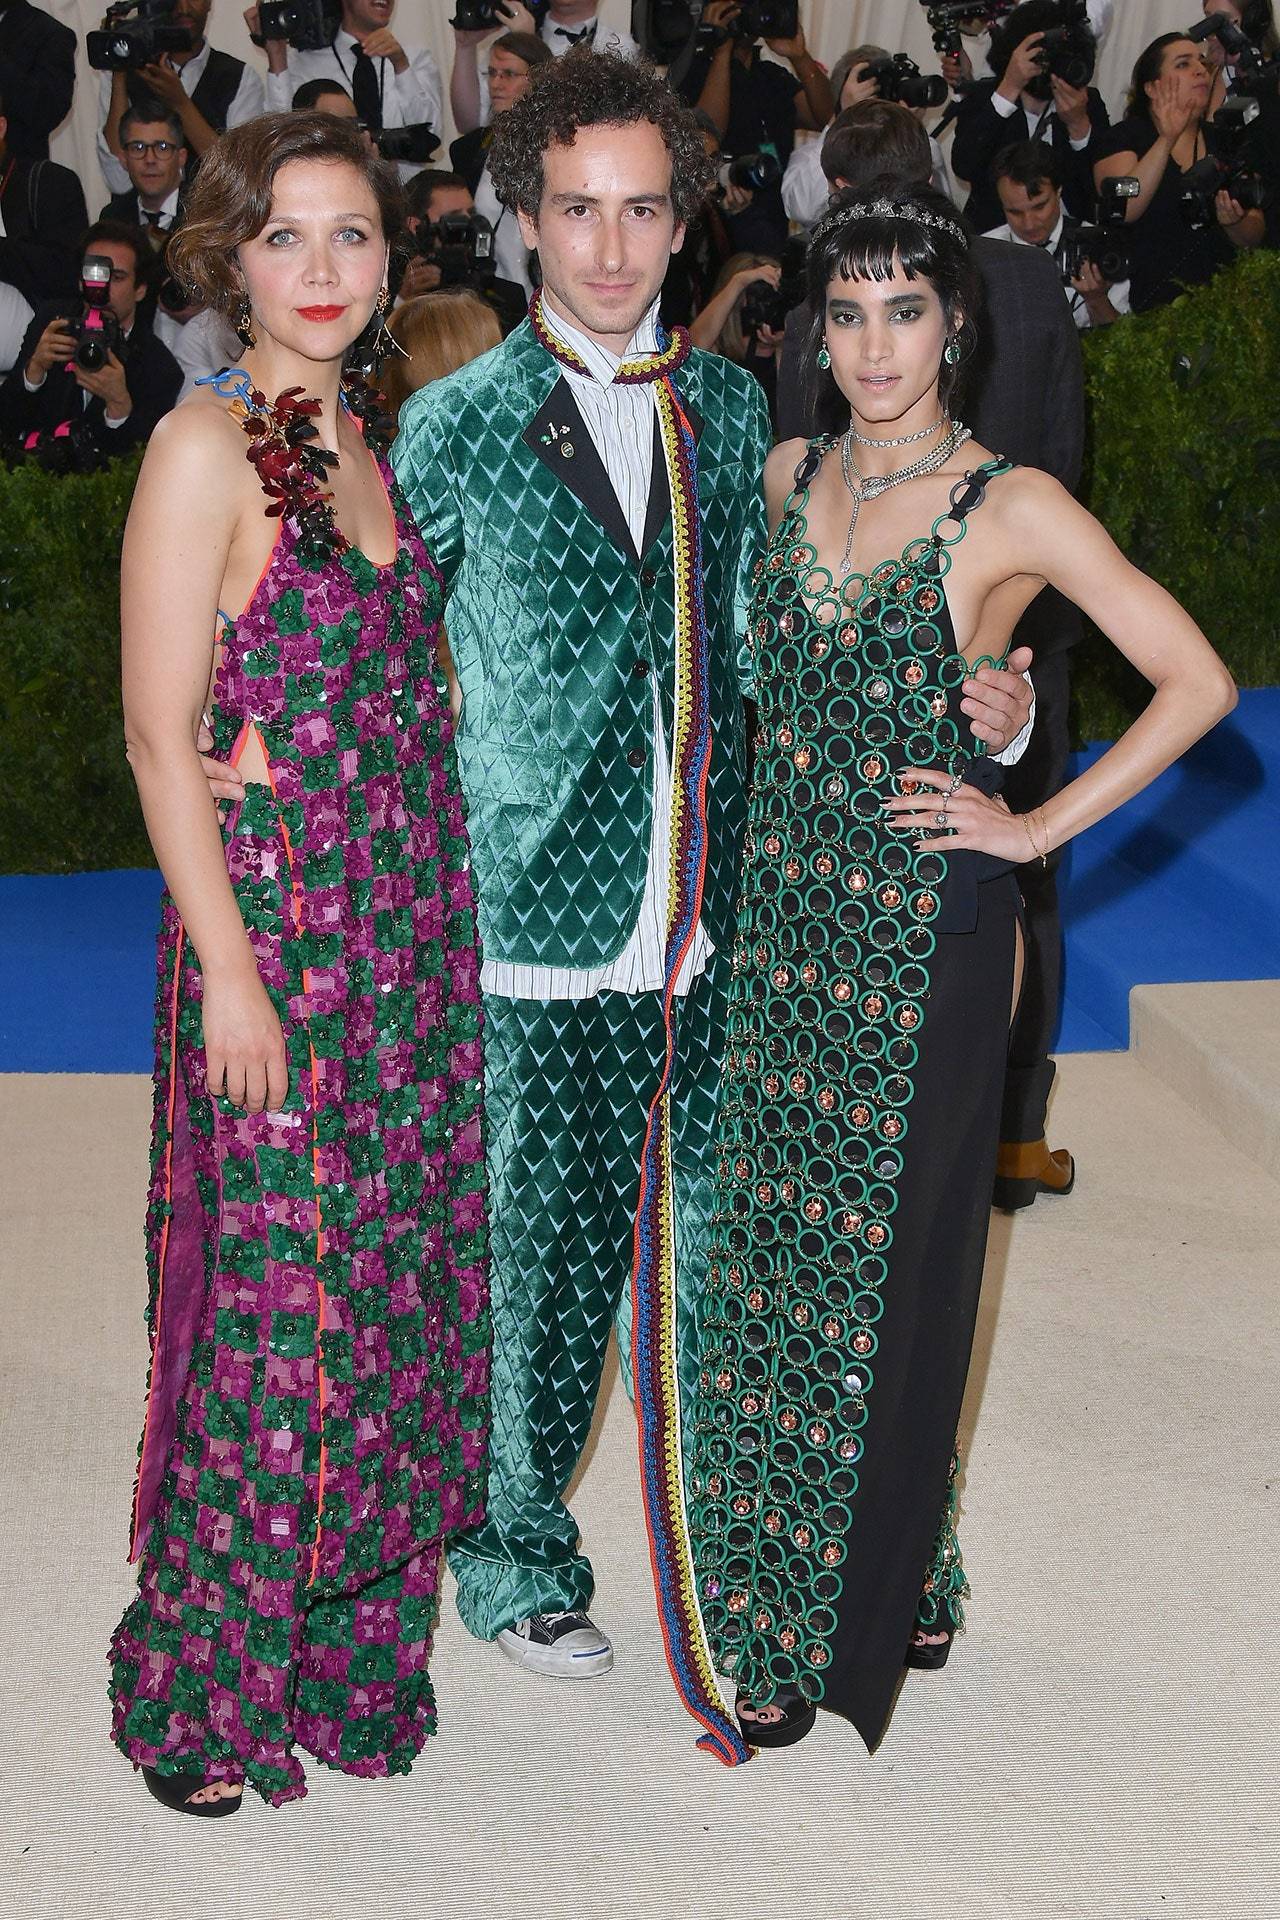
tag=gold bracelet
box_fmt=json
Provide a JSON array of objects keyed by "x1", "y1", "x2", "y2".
[{"x1": 1021, "y1": 810, "x2": 1050, "y2": 868}]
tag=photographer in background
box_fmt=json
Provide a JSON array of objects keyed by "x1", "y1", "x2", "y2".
[
  {"x1": 952, "y1": 0, "x2": 1110, "y2": 235},
  {"x1": 986, "y1": 139, "x2": 1129, "y2": 326},
  {"x1": 938, "y1": 0, "x2": 1113, "y2": 93},
  {"x1": 99, "y1": 0, "x2": 264, "y2": 193},
  {"x1": 453, "y1": 1, "x2": 639, "y2": 141},
  {"x1": 0, "y1": 220, "x2": 180, "y2": 458},
  {"x1": 0, "y1": 0, "x2": 75, "y2": 161},
  {"x1": 397, "y1": 167, "x2": 526, "y2": 332},
  {"x1": 253, "y1": 0, "x2": 442, "y2": 180},
  {"x1": 1199, "y1": 1, "x2": 1280, "y2": 243},
  {"x1": 783, "y1": 42, "x2": 958, "y2": 227},
  {"x1": 449, "y1": 26, "x2": 550, "y2": 294},
  {"x1": 0, "y1": 87, "x2": 88, "y2": 306},
  {"x1": 679, "y1": 0, "x2": 834, "y2": 255},
  {"x1": 1093, "y1": 31, "x2": 1264, "y2": 314},
  {"x1": 688, "y1": 249, "x2": 783, "y2": 417},
  {"x1": 100, "y1": 105, "x2": 188, "y2": 238}
]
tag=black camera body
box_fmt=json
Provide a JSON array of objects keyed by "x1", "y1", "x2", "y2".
[
  {"x1": 450, "y1": 0, "x2": 522, "y2": 29},
  {"x1": 1189, "y1": 11, "x2": 1280, "y2": 85},
  {"x1": 919, "y1": 0, "x2": 1018, "y2": 56},
  {"x1": 717, "y1": 150, "x2": 782, "y2": 194},
  {"x1": 68, "y1": 254, "x2": 124, "y2": 372},
  {"x1": 417, "y1": 210, "x2": 497, "y2": 287},
  {"x1": 371, "y1": 123, "x2": 439, "y2": 164},
  {"x1": 863, "y1": 53, "x2": 949, "y2": 112},
  {"x1": 86, "y1": 0, "x2": 194, "y2": 72},
  {"x1": 696, "y1": 0, "x2": 797, "y2": 45},
  {"x1": 1060, "y1": 172, "x2": 1137, "y2": 282},
  {"x1": 1024, "y1": 0, "x2": 1095, "y2": 99},
  {"x1": 252, "y1": 0, "x2": 341, "y2": 51},
  {"x1": 1180, "y1": 94, "x2": 1269, "y2": 228},
  {"x1": 738, "y1": 238, "x2": 804, "y2": 339}
]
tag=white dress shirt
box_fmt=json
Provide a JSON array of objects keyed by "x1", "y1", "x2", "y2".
[
  {"x1": 0, "y1": 281, "x2": 34, "y2": 374},
  {"x1": 474, "y1": 161, "x2": 532, "y2": 296},
  {"x1": 97, "y1": 45, "x2": 266, "y2": 196},
  {"x1": 481, "y1": 296, "x2": 713, "y2": 1004},
  {"x1": 983, "y1": 214, "x2": 1131, "y2": 329},
  {"x1": 264, "y1": 38, "x2": 442, "y2": 182}
]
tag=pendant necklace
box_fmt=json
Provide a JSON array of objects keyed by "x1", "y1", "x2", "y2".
[{"x1": 839, "y1": 419, "x2": 972, "y2": 576}]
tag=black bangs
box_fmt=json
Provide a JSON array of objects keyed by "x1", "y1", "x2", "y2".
[{"x1": 814, "y1": 219, "x2": 948, "y2": 305}]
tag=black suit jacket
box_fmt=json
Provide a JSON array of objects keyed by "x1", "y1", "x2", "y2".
[
  {"x1": 100, "y1": 189, "x2": 185, "y2": 255},
  {"x1": 777, "y1": 236, "x2": 1084, "y2": 654},
  {"x1": 449, "y1": 126, "x2": 490, "y2": 195},
  {"x1": 0, "y1": 154, "x2": 88, "y2": 306},
  {"x1": 952, "y1": 81, "x2": 1111, "y2": 234},
  {"x1": 0, "y1": 302, "x2": 182, "y2": 457},
  {"x1": 0, "y1": 1, "x2": 76, "y2": 160}
]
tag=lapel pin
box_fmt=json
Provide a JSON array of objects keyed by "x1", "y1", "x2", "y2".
[{"x1": 541, "y1": 421, "x2": 576, "y2": 458}]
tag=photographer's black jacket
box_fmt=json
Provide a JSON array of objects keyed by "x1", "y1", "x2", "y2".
[
  {"x1": 0, "y1": 0, "x2": 76, "y2": 161},
  {"x1": 0, "y1": 302, "x2": 182, "y2": 457},
  {"x1": 449, "y1": 126, "x2": 490, "y2": 195},
  {"x1": 125, "y1": 46, "x2": 247, "y2": 183},
  {"x1": 0, "y1": 154, "x2": 87, "y2": 306},
  {"x1": 952, "y1": 80, "x2": 1111, "y2": 232}
]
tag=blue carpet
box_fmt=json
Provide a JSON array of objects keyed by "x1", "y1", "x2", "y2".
[{"x1": 2, "y1": 689, "x2": 1276, "y2": 1072}]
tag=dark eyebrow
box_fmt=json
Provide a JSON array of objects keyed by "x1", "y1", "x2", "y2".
[
  {"x1": 828, "y1": 291, "x2": 927, "y2": 313},
  {"x1": 546, "y1": 192, "x2": 671, "y2": 208}
]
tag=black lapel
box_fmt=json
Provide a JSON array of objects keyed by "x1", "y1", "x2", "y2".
[{"x1": 521, "y1": 378, "x2": 638, "y2": 566}]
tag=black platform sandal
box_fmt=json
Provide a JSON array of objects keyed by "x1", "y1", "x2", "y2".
[
  {"x1": 142, "y1": 1766, "x2": 243, "y2": 1817},
  {"x1": 735, "y1": 1686, "x2": 817, "y2": 1749},
  {"x1": 904, "y1": 1616, "x2": 955, "y2": 1671}
]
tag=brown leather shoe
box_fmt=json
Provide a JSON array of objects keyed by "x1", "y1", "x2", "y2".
[{"x1": 992, "y1": 1138, "x2": 1075, "y2": 1212}]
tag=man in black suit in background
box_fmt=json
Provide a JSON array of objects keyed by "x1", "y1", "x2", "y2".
[
  {"x1": 777, "y1": 100, "x2": 1082, "y2": 1211},
  {"x1": 0, "y1": 220, "x2": 181, "y2": 460},
  {"x1": 0, "y1": 85, "x2": 87, "y2": 306},
  {"x1": 0, "y1": 0, "x2": 75, "y2": 160},
  {"x1": 100, "y1": 106, "x2": 188, "y2": 243}
]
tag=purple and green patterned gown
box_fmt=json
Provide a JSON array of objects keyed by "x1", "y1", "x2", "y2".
[{"x1": 108, "y1": 375, "x2": 490, "y2": 1806}]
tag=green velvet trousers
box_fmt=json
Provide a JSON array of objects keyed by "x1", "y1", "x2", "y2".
[{"x1": 448, "y1": 957, "x2": 728, "y2": 1639}]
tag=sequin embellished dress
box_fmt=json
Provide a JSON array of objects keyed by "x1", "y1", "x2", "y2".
[
  {"x1": 688, "y1": 448, "x2": 1020, "y2": 1751},
  {"x1": 108, "y1": 375, "x2": 490, "y2": 1806}
]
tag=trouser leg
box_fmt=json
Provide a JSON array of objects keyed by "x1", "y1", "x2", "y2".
[
  {"x1": 449, "y1": 990, "x2": 660, "y2": 1639},
  {"x1": 1000, "y1": 647, "x2": 1072, "y2": 1142}
]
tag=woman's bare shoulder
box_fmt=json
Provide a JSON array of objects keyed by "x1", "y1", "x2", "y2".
[{"x1": 137, "y1": 389, "x2": 253, "y2": 503}]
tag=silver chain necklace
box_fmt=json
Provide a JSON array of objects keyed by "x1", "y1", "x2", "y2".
[
  {"x1": 848, "y1": 417, "x2": 946, "y2": 450},
  {"x1": 839, "y1": 419, "x2": 972, "y2": 575}
]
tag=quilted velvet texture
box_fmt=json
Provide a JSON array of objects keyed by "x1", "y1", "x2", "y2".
[{"x1": 392, "y1": 324, "x2": 771, "y2": 971}]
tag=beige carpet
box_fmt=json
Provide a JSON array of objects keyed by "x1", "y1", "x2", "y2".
[{"x1": 1, "y1": 1053, "x2": 1276, "y2": 1920}]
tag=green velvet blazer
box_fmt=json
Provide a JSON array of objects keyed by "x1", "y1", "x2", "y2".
[{"x1": 391, "y1": 318, "x2": 771, "y2": 973}]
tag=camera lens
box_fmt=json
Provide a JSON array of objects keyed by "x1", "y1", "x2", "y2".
[{"x1": 76, "y1": 339, "x2": 109, "y2": 372}]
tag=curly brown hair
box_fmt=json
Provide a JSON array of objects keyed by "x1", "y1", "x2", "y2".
[
  {"x1": 488, "y1": 48, "x2": 714, "y2": 226},
  {"x1": 167, "y1": 112, "x2": 403, "y2": 317}
]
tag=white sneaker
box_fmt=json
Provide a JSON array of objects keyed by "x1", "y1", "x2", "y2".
[{"x1": 495, "y1": 1610, "x2": 615, "y2": 1678}]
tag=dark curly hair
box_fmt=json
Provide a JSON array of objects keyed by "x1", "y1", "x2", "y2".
[
  {"x1": 488, "y1": 48, "x2": 714, "y2": 225},
  {"x1": 805, "y1": 187, "x2": 983, "y2": 430}
]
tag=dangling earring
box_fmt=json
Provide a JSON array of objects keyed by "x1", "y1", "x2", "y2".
[
  {"x1": 235, "y1": 296, "x2": 256, "y2": 349},
  {"x1": 944, "y1": 335, "x2": 961, "y2": 366},
  {"x1": 817, "y1": 341, "x2": 832, "y2": 371},
  {"x1": 372, "y1": 285, "x2": 404, "y2": 364}
]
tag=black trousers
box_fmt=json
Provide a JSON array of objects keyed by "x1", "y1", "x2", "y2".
[{"x1": 998, "y1": 644, "x2": 1073, "y2": 1143}]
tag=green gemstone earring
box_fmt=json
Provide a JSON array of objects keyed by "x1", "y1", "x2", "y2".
[
  {"x1": 817, "y1": 342, "x2": 832, "y2": 370},
  {"x1": 945, "y1": 336, "x2": 961, "y2": 366}
]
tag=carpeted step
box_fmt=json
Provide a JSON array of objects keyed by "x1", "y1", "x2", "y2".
[
  {"x1": 1054, "y1": 997, "x2": 1124, "y2": 1053},
  {"x1": 1130, "y1": 979, "x2": 1280, "y2": 1176}
]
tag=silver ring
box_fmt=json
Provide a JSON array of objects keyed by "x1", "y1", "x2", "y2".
[{"x1": 934, "y1": 810, "x2": 950, "y2": 827}]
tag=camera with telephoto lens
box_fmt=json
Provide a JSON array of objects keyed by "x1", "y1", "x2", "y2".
[
  {"x1": 699, "y1": 0, "x2": 798, "y2": 45},
  {"x1": 251, "y1": 0, "x2": 341, "y2": 51},
  {"x1": 1180, "y1": 94, "x2": 1269, "y2": 228},
  {"x1": 1024, "y1": 0, "x2": 1095, "y2": 99},
  {"x1": 1188, "y1": 11, "x2": 1280, "y2": 85},
  {"x1": 416, "y1": 210, "x2": 497, "y2": 287},
  {"x1": 716, "y1": 150, "x2": 782, "y2": 195},
  {"x1": 449, "y1": 0, "x2": 517, "y2": 29},
  {"x1": 86, "y1": 0, "x2": 194, "y2": 71},
  {"x1": 67, "y1": 254, "x2": 124, "y2": 372},
  {"x1": 919, "y1": 0, "x2": 1019, "y2": 57},
  {"x1": 738, "y1": 240, "x2": 804, "y2": 338},
  {"x1": 861, "y1": 53, "x2": 949, "y2": 111},
  {"x1": 366, "y1": 123, "x2": 440, "y2": 164},
  {"x1": 1059, "y1": 175, "x2": 1137, "y2": 285}
]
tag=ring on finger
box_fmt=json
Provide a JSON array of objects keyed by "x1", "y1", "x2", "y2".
[{"x1": 934, "y1": 810, "x2": 950, "y2": 827}]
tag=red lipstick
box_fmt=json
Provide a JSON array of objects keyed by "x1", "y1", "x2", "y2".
[{"x1": 297, "y1": 304, "x2": 347, "y2": 322}]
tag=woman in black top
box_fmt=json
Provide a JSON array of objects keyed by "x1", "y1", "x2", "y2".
[{"x1": 1093, "y1": 32, "x2": 1264, "y2": 313}]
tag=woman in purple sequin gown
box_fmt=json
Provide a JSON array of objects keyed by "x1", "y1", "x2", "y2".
[{"x1": 109, "y1": 114, "x2": 489, "y2": 1813}]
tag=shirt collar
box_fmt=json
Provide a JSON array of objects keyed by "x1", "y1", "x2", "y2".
[
  {"x1": 1005, "y1": 211, "x2": 1065, "y2": 254},
  {"x1": 179, "y1": 40, "x2": 210, "y2": 85},
  {"x1": 545, "y1": 16, "x2": 599, "y2": 45},
  {"x1": 142, "y1": 186, "x2": 182, "y2": 223},
  {"x1": 542, "y1": 294, "x2": 662, "y2": 386}
]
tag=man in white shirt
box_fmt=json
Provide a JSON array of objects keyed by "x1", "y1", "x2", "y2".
[
  {"x1": 985, "y1": 138, "x2": 1130, "y2": 328},
  {"x1": 252, "y1": 0, "x2": 443, "y2": 180},
  {"x1": 0, "y1": 278, "x2": 33, "y2": 373},
  {"x1": 456, "y1": 1, "x2": 641, "y2": 130},
  {"x1": 99, "y1": 0, "x2": 265, "y2": 196}
]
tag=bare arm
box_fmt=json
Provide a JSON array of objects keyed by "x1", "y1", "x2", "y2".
[
  {"x1": 450, "y1": 31, "x2": 486, "y2": 135},
  {"x1": 122, "y1": 410, "x2": 287, "y2": 1113},
  {"x1": 689, "y1": 263, "x2": 779, "y2": 351},
  {"x1": 888, "y1": 473, "x2": 1237, "y2": 853}
]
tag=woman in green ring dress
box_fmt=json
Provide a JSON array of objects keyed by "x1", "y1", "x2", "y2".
[{"x1": 684, "y1": 186, "x2": 1236, "y2": 1756}]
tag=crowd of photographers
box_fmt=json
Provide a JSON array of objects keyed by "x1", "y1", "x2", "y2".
[{"x1": 0, "y1": 0, "x2": 1278, "y2": 470}]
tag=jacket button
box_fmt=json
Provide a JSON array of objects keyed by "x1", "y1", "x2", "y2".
[
  {"x1": 641, "y1": 568, "x2": 657, "y2": 589},
  {"x1": 627, "y1": 747, "x2": 646, "y2": 768},
  {"x1": 632, "y1": 658, "x2": 650, "y2": 677}
]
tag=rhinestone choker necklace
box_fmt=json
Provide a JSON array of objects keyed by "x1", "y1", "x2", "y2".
[{"x1": 848, "y1": 417, "x2": 946, "y2": 449}]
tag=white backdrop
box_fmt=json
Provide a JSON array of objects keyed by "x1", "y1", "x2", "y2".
[{"x1": 44, "y1": 0, "x2": 1199, "y2": 213}]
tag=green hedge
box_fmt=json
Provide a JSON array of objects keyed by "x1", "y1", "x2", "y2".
[{"x1": 3, "y1": 253, "x2": 1279, "y2": 873}]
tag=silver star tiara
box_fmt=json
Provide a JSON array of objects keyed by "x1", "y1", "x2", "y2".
[{"x1": 811, "y1": 198, "x2": 968, "y2": 251}]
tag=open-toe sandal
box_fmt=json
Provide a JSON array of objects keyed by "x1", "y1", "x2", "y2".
[
  {"x1": 142, "y1": 1766, "x2": 243, "y2": 1817},
  {"x1": 735, "y1": 1685, "x2": 817, "y2": 1749},
  {"x1": 904, "y1": 1614, "x2": 955, "y2": 1671}
]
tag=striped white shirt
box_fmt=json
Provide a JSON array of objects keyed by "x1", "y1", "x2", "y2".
[{"x1": 480, "y1": 296, "x2": 714, "y2": 1003}]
